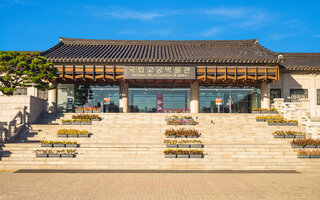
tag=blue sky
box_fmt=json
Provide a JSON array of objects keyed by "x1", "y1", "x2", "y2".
[{"x1": 1, "y1": 0, "x2": 320, "y2": 52}]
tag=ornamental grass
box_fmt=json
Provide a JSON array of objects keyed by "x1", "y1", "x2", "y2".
[
  {"x1": 57, "y1": 129, "x2": 88, "y2": 135},
  {"x1": 272, "y1": 130, "x2": 305, "y2": 136},
  {"x1": 40, "y1": 140, "x2": 77, "y2": 145},
  {"x1": 35, "y1": 149, "x2": 77, "y2": 154},
  {"x1": 163, "y1": 149, "x2": 204, "y2": 155},
  {"x1": 291, "y1": 138, "x2": 320, "y2": 146},
  {"x1": 163, "y1": 139, "x2": 202, "y2": 144},
  {"x1": 164, "y1": 128, "x2": 200, "y2": 137},
  {"x1": 252, "y1": 108, "x2": 278, "y2": 112},
  {"x1": 297, "y1": 149, "x2": 320, "y2": 155},
  {"x1": 256, "y1": 115, "x2": 284, "y2": 120},
  {"x1": 72, "y1": 114, "x2": 101, "y2": 120}
]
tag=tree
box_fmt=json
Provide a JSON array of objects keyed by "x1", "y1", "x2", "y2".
[{"x1": 0, "y1": 51, "x2": 58, "y2": 95}]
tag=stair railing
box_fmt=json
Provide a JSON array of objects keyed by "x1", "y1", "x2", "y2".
[{"x1": 1, "y1": 106, "x2": 29, "y2": 142}]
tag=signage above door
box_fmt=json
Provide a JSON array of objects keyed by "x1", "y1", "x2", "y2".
[{"x1": 124, "y1": 66, "x2": 196, "y2": 79}]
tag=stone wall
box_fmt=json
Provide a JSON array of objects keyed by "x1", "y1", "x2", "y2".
[{"x1": 0, "y1": 95, "x2": 47, "y2": 123}]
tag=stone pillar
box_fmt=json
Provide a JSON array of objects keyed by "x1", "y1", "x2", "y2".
[
  {"x1": 27, "y1": 87, "x2": 37, "y2": 97},
  {"x1": 47, "y1": 83, "x2": 57, "y2": 113},
  {"x1": 273, "y1": 98, "x2": 284, "y2": 111},
  {"x1": 190, "y1": 81, "x2": 199, "y2": 113},
  {"x1": 261, "y1": 82, "x2": 270, "y2": 109},
  {"x1": 119, "y1": 82, "x2": 129, "y2": 113}
]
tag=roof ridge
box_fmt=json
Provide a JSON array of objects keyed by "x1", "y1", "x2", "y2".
[{"x1": 60, "y1": 37, "x2": 258, "y2": 46}]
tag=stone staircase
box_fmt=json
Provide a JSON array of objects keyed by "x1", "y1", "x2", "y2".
[{"x1": 1, "y1": 113, "x2": 320, "y2": 171}]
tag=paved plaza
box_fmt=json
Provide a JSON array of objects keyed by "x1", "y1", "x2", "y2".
[{"x1": 0, "y1": 170, "x2": 320, "y2": 200}]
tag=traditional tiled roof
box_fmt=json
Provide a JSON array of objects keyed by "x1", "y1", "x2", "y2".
[
  {"x1": 280, "y1": 53, "x2": 320, "y2": 71},
  {"x1": 41, "y1": 37, "x2": 280, "y2": 64}
]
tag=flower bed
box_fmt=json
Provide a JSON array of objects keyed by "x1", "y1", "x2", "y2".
[
  {"x1": 252, "y1": 108, "x2": 278, "y2": 114},
  {"x1": 268, "y1": 120, "x2": 298, "y2": 126},
  {"x1": 75, "y1": 106, "x2": 101, "y2": 113},
  {"x1": 35, "y1": 149, "x2": 77, "y2": 158},
  {"x1": 57, "y1": 129, "x2": 90, "y2": 138},
  {"x1": 164, "y1": 109, "x2": 190, "y2": 113},
  {"x1": 255, "y1": 115, "x2": 284, "y2": 122},
  {"x1": 297, "y1": 149, "x2": 320, "y2": 159},
  {"x1": 40, "y1": 140, "x2": 78, "y2": 148},
  {"x1": 72, "y1": 114, "x2": 101, "y2": 121},
  {"x1": 163, "y1": 149, "x2": 204, "y2": 158},
  {"x1": 291, "y1": 138, "x2": 320, "y2": 148},
  {"x1": 164, "y1": 128, "x2": 200, "y2": 138},
  {"x1": 164, "y1": 139, "x2": 203, "y2": 148},
  {"x1": 166, "y1": 115, "x2": 198, "y2": 125},
  {"x1": 272, "y1": 131, "x2": 305, "y2": 138}
]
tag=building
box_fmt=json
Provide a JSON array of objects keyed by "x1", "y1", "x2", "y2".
[{"x1": 26, "y1": 37, "x2": 320, "y2": 116}]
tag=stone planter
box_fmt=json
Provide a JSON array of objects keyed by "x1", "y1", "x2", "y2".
[
  {"x1": 75, "y1": 110, "x2": 83, "y2": 113},
  {"x1": 61, "y1": 154, "x2": 75, "y2": 158},
  {"x1": 72, "y1": 121, "x2": 81, "y2": 125},
  {"x1": 78, "y1": 134, "x2": 90, "y2": 138},
  {"x1": 256, "y1": 119, "x2": 265, "y2": 122},
  {"x1": 41, "y1": 144, "x2": 52, "y2": 147},
  {"x1": 288, "y1": 122, "x2": 298, "y2": 126},
  {"x1": 164, "y1": 154, "x2": 176, "y2": 158},
  {"x1": 68, "y1": 134, "x2": 78, "y2": 138},
  {"x1": 311, "y1": 155, "x2": 320, "y2": 158},
  {"x1": 291, "y1": 145, "x2": 303, "y2": 148},
  {"x1": 190, "y1": 144, "x2": 203, "y2": 148},
  {"x1": 166, "y1": 144, "x2": 178, "y2": 148},
  {"x1": 268, "y1": 123, "x2": 278, "y2": 126},
  {"x1": 36, "y1": 154, "x2": 47, "y2": 158},
  {"x1": 261, "y1": 111, "x2": 270, "y2": 114},
  {"x1": 84, "y1": 110, "x2": 92, "y2": 113},
  {"x1": 177, "y1": 154, "x2": 189, "y2": 158},
  {"x1": 297, "y1": 155, "x2": 310, "y2": 159},
  {"x1": 66, "y1": 144, "x2": 78, "y2": 148},
  {"x1": 91, "y1": 119, "x2": 100, "y2": 121},
  {"x1": 179, "y1": 135, "x2": 187, "y2": 138},
  {"x1": 295, "y1": 135, "x2": 305, "y2": 138},
  {"x1": 269, "y1": 111, "x2": 278, "y2": 114},
  {"x1": 252, "y1": 111, "x2": 261, "y2": 114},
  {"x1": 62, "y1": 122, "x2": 71, "y2": 125},
  {"x1": 53, "y1": 144, "x2": 65, "y2": 148},
  {"x1": 285, "y1": 135, "x2": 295, "y2": 138},
  {"x1": 178, "y1": 144, "x2": 190, "y2": 148},
  {"x1": 57, "y1": 134, "x2": 68, "y2": 138},
  {"x1": 81, "y1": 121, "x2": 92, "y2": 125},
  {"x1": 274, "y1": 135, "x2": 285, "y2": 138},
  {"x1": 48, "y1": 154, "x2": 61, "y2": 158},
  {"x1": 190, "y1": 154, "x2": 203, "y2": 158},
  {"x1": 92, "y1": 110, "x2": 100, "y2": 113},
  {"x1": 166, "y1": 135, "x2": 176, "y2": 138},
  {"x1": 305, "y1": 145, "x2": 316, "y2": 148}
]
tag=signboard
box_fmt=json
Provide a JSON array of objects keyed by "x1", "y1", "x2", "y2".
[
  {"x1": 124, "y1": 66, "x2": 196, "y2": 79},
  {"x1": 156, "y1": 94, "x2": 163, "y2": 113},
  {"x1": 67, "y1": 98, "x2": 73, "y2": 110},
  {"x1": 216, "y1": 98, "x2": 222, "y2": 105},
  {"x1": 104, "y1": 98, "x2": 110, "y2": 105}
]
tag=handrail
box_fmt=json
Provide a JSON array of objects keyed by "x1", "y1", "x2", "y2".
[{"x1": 1, "y1": 106, "x2": 29, "y2": 142}]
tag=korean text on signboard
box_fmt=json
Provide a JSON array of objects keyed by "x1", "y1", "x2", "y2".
[{"x1": 124, "y1": 66, "x2": 196, "y2": 79}]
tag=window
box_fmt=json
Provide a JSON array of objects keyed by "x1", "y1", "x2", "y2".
[
  {"x1": 317, "y1": 89, "x2": 320, "y2": 105},
  {"x1": 290, "y1": 89, "x2": 308, "y2": 102},
  {"x1": 270, "y1": 89, "x2": 281, "y2": 103}
]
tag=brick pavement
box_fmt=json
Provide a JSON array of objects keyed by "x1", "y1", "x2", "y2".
[{"x1": 0, "y1": 170, "x2": 320, "y2": 200}]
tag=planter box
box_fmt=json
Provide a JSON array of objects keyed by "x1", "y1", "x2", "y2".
[
  {"x1": 166, "y1": 144, "x2": 178, "y2": 148},
  {"x1": 57, "y1": 134, "x2": 68, "y2": 138},
  {"x1": 53, "y1": 144, "x2": 65, "y2": 148},
  {"x1": 274, "y1": 135, "x2": 285, "y2": 138},
  {"x1": 66, "y1": 144, "x2": 78, "y2": 148},
  {"x1": 36, "y1": 154, "x2": 47, "y2": 158},
  {"x1": 295, "y1": 135, "x2": 305, "y2": 138},
  {"x1": 92, "y1": 110, "x2": 101, "y2": 113},
  {"x1": 178, "y1": 144, "x2": 190, "y2": 148},
  {"x1": 305, "y1": 145, "x2": 316, "y2": 148},
  {"x1": 75, "y1": 110, "x2": 83, "y2": 113},
  {"x1": 84, "y1": 110, "x2": 92, "y2": 113},
  {"x1": 288, "y1": 123, "x2": 298, "y2": 126},
  {"x1": 256, "y1": 119, "x2": 265, "y2": 122},
  {"x1": 72, "y1": 121, "x2": 81, "y2": 125},
  {"x1": 279, "y1": 123, "x2": 287, "y2": 126},
  {"x1": 297, "y1": 155, "x2": 310, "y2": 159},
  {"x1": 252, "y1": 111, "x2": 261, "y2": 114},
  {"x1": 48, "y1": 154, "x2": 60, "y2": 158},
  {"x1": 41, "y1": 144, "x2": 52, "y2": 147},
  {"x1": 164, "y1": 154, "x2": 176, "y2": 158},
  {"x1": 190, "y1": 144, "x2": 203, "y2": 148},
  {"x1": 177, "y1": 154, "x2": 189, "y2": 158},
  {"x1": 166, "y1": 135, "x2": 176, "y2": 138},
  {"x1": 68, "y1": 134, "x2": 78, "y2": 138},
  {"x1": 61, "y1": 154, "x2": 75, "y2": 158},
  {"x1": 269, "y1": 111, "x2": 278, "y2": 114},
  {"x1": 91, "y1": 118, "x2": 100, "y2": 121},
  {"x1": 268, "y1": 123, "x2": 278, "y2": 126},
  {"x1": 78, "y1": 134, "x2": 90, "y2": 138},
  {"x1": 62, "y1": 122, "x2": 71, "y2": 125},
  {"x1": 291, "y1": 145, "x2": 303, "y2": 148},
  {"x1": 81, "y1": 121, "x2": 92, "y2": 125},
  {"x1": 179, "y1": 135, "x2": 187, "y2": 138},
  {"x1": 311, "y1": 155, "x2": 320, "y2": 158},
  {"x1": 285, "y1": 135, "x2": 295, "y2": 138},
  {"x1": 190, "y1": 154, "x2": 203, "y2": 158}
]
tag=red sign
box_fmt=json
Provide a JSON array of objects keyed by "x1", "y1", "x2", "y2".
[{"x1": 104, "y1": 98, "x2": 110, "y2": 104}]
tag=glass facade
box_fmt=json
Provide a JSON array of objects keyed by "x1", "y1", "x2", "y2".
[
  {"x1": 129, "y1": 88, "x2": 190, "y2": 113},
  {"x1": 199, "y1": 87, "x2": 261, "y2": 113},
  {"x1": 57, "y1": 84, "x2": 119, "y2": 112}
]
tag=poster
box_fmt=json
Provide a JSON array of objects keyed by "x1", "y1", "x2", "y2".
[{"x1": 156, "y1": 94, "x2": 163, "y2": 113}]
